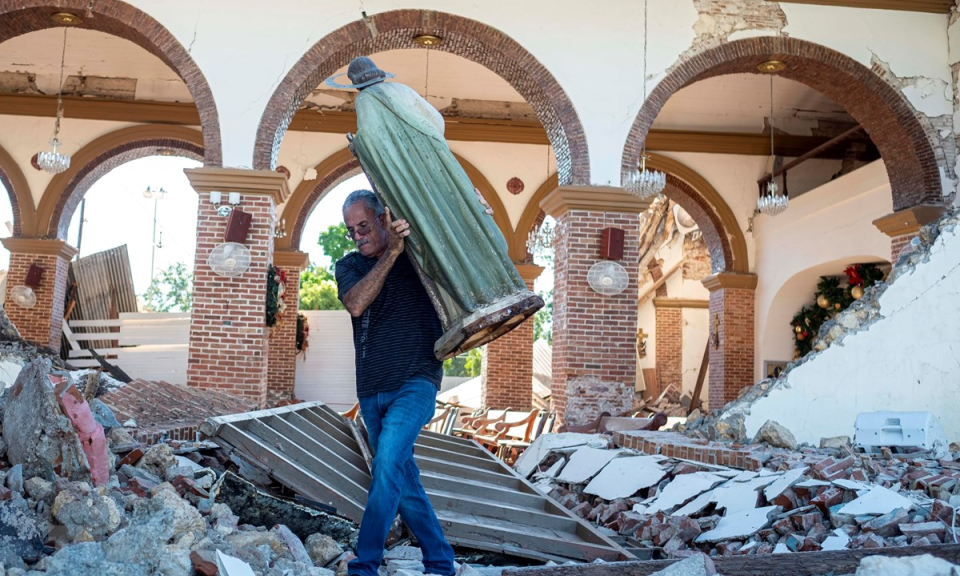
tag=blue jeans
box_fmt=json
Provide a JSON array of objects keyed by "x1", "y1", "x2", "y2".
[{"x1": 349, "y1": 377, "x2": 455, "y2": 576}]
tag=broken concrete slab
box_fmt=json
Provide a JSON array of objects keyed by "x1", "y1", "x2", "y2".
[
  {"x1": 217, "y1": 549, "x2": 258, "y2": 576},
  {"x1": 647, "y1": 553, "x2": 717, "y2": 576},
  {"x1": 695, "y1": 506, "x2": 780, "y2": 543},
  {"x1": 838, "y1": 486, "x2": 916, "y2": 516},
  {"x1": 513, "y1": 433, "x2": 602, "y2": 478},
  {"x1": 583, "y1": 456, "x2": 665, "y2": 500},
  {"x1": 854, "y1": 553, "x2": 960, "y2": 575},
  {"x1": 213, "y1": 470, "x2": 357, "y2": 545},
  {"x1": 51, "y1": 483, "x2": 123, "y2": 540},
  {"x1": 3, "y1": 360, "x2": 91, "y2": 481},
  {"x1": 555, "y1": 447, "x2": 623, "y2": 485},
  {"x1": 638, "y1": 473, "x2": 726, "y2": 515},
  {"x1": 821, "y1": 528, "x2": 851, "y2": 551},
  {"x1": 763, "y1": 467, "x2": 808, "y2": 502}
]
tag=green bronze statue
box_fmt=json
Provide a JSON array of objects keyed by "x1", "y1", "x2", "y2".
[{"x1": 326, "y1": 56, "x2": 542, "y2": 359}]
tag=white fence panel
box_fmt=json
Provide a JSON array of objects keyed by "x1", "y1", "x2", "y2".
[{"x1": 294, "y1": 310, "x2": 357, "y2": 411}]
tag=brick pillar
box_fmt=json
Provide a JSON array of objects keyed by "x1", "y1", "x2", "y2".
[
  {"x1": 703, "y1": 273, "x2": 757, "y2": 410},
  {"x1": 184, "y1": 168, "x2": 289, "y2": 406},
  {"x1": 654, "y1": 302, "x2": 682, "y2": 396},
  {"x1": 872, "y1": 205, "x2": 945, "y2": 263},
  {"x1": 0, "y1": 239, "x2": 76, "y2": 352},
  {"x1": 542, "y1": 185, "x2": 651, "y2": 426},
  {"x1": 267, "y1": 250, "x2": 309, "y2": 406},
  {"x1": 480, "y1": 263, "x2": 544, "y2": 409}
]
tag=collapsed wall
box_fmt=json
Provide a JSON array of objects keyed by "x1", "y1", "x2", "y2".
[{"x1": 718, "y1": 209, "x2": 960, "y2": 445}]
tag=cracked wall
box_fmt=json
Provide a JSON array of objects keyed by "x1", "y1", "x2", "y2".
[{"x1": 721, "y1": 207, "x2": 960, "y2": 445}]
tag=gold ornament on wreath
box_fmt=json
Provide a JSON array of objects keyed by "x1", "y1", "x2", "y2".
[
  {"x1": 851, "y1": 285, "x2": 864, "y2": 300},
  {"x1": 817, "y1": 294, "x2": 830, "y2": 309}
]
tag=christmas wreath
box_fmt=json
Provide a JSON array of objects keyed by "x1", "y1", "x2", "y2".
[
  {"x1": 266, "y1": 265, "x2": 287, "y2": 328},
  {"x1": 790, "y1": 263, "x2": 883, "y2": 357},
  {"x1": 296, "y1": 312, "x2": 310, "y2": 357}
]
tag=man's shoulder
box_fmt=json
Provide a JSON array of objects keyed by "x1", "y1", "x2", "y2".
[{"x1": 336, "y1": 251, "x2": 362, "y2": 266}]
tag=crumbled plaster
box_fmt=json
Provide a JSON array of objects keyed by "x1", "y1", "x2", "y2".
[
  {"x1": 691, "y1": 0, "x2": 787, "y2": 43},
  {"x1": 62, "y1": 75, "x2": 137, "y2": 100},
  {"x1": 0, "y1": 70, "x2": 40, "y2": 94},
  {"x1": 703, "y1": 208, "x2": 960, "y2": 443}
]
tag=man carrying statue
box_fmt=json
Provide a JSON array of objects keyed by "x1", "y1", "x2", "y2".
[{"x1": 328, "y1": 56, "x2": 541, "y2": 576}]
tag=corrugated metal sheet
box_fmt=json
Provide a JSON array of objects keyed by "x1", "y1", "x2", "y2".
[{"x1": 68, "y1": 245, "x2": 138, "y2": 350}]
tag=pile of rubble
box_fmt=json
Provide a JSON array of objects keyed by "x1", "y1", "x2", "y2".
[{"x1": 515, "y1": 426, "x2": 960, "y2": 562}]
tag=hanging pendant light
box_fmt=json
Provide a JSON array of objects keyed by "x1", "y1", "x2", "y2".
[
  {"x1": 527, "y1": 147, "x2": 556, "y2": 258},
  {"x1": 626, "y1": 0, "x2": 665, "y2": 200},
  {"x1": 37, "y1": 28, "x2": 71, "y2": 174},
  {"x1": 757, "y1": 72, "x2": 788, "y2": 216}
]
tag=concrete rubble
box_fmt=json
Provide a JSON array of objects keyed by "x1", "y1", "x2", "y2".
[{"x1": 516, "y1": 422, "x2": 960, "y2": 565}]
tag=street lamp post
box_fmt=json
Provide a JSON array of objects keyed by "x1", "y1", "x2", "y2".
[{"x1": 143, "y1": 186, "x2": 167, "y2": 281}]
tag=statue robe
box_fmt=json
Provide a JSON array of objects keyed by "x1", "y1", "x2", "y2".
[{"x1": 351, "y1": 81, "x2": 533, "y2": 335}]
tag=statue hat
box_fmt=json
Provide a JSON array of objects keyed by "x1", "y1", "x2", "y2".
[{"x1": 325, "y1": 56, "x2": 396, "y2": 89}]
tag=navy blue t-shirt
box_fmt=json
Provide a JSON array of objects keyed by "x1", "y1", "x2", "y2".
[{"x1": 335, "y1": 251, "x2": 443, "y2": 397}]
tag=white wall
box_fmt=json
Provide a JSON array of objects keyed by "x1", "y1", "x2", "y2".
[
  {"x1": 742, "y1": 218, "x2": 960, "y2": 444},
  {"x1": 125, "y1": 1, "x2": 950, "y2": 181},
  {"x1": 294, "y1": 310, "x2": 358, "y2": 411},
  {"x1": 753, "y1": 160, "x2": 892, "y2": 381}
]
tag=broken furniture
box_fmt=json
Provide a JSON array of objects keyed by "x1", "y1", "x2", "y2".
[
  {"x1": 424, "y1": 403, "x2": 460, "y2": 435},
  {"x1": 476, "y1": 409, "x2": 557, "y2": 464},
  {"x1": 201, "y1": 402, "x2": 634, "y2": 563},
  {"x1": 557, "y1": 412, "x2": 668, "y2": 435},
  {"x1": 455, "y1": 407, "x2": 512, "y2": 440}
]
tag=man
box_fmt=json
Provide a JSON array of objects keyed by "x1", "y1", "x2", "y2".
[{"x1": 336, "y1": 189, "x2": 459, "y2": 576}]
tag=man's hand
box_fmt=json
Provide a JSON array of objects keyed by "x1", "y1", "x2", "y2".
[
  {"x1": 474, "y1": 187, "x2": 494, "y2": 216},
  {"x1": 385, "y1": 206, "x2": 410, "y2": 255}
]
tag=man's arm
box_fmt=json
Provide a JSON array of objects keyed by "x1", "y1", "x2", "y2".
[{"x1": 341, "y1": 207, "x2": 410, "y2": 317}]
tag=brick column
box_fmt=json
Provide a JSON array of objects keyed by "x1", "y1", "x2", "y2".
[
  {"x1": 0, "y1": 239, "x2": 76, "y2": 352},
  {"x1": 702, "y1": 273, "x2": 757, "y2": 410},
  {"x1": 267, "y1": 250, "x2": 309, "y2": 406},
  {"x1": 654, "y1": 302, "x2": 682, "y2": 397},
  {"x1": 480, "y1": 263, "x2": 544, "y2": 409},
  {"x1": 872, "y1": 205, "x2": 945, "y2": 262},
  {"x1": 542, "y1": 186, "x2": 651, "y2": 426},
  {"x1": 184, "y1": 168, "x2": 289, "y2": 406}
]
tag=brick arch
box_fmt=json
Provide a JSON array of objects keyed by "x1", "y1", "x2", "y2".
[
  {"x1": 38, "y1": 125, "x2": 204, "y2": 239},
  {"x1": 623, "y1": 36, "x2": 943, "y2": 212},
  {"x1": 0, "y1": 143, "x2": 36, "y2": 236},
  {"x1": 0, "y1": 0, "x2": 221, "y2": 166},
  {"x1": 254, "y1": 9, "x2": 588, "y2": 186},
  {"x1": 281, "y1": 147, "x2": 514, "y2": 256},
  {"x1": 511, "y1": 174, "x2": 558, "y2": 263}
]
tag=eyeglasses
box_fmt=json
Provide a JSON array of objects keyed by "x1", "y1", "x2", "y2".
[{"x1": 344, "y1": 216, "x2": 381, "y2": 240}]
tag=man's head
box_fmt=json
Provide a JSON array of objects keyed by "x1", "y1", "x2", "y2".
[
  {"x1": 347, "y1": 57, "x2": 389, "y2": 91},
  {"x1": 342, "y1": 189, "x2": 387, "y2": 258}
]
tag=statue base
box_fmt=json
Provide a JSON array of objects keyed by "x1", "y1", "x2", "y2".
[{"x1": 434, "y1": 290, "x2": 544, "y2": 360}]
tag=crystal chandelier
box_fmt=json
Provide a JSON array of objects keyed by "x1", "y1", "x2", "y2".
[
  {"x1": 756, "y1": 72, "x2": 788, "y2": 216},
  {"x1": 37, "y1": 28, "x2": 71, "y2": 175},
  {"x1": 626, "y1": 0, "x2": 665, "y2": 200},
  {"x1": 526, "y1": 219, "x2": 555, "y2": 258}
]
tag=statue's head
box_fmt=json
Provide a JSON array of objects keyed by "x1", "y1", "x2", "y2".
[{"x1": 347, "y1": 57, "x2": 390, "y2": 90}]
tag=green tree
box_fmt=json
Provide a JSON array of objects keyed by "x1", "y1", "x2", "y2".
[
  {"x1": 141, "y1": 262, "x2": 192, "y2": 312},
  {"x1": 299, "y1": 264, "x2": 344, "y2": 311},
  {"x1": 533, "y1": 288, "x2": 553, "y2": 344},
  {"x1": 317, "y1": 222, "x2": 353, "y2": 274},
  {"x1": 443, "y1": 347, "x2": 483, "y2": 377}
]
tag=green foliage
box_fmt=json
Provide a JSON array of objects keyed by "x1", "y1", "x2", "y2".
[
  {"x1": 299, "y1": 269, "x2": 344, "y2": 311},
  {"x1": 790, "y1": 263, "x2": 884, "y2": 358},
  {"x1": 140, "y1": 262, "x2": 192, "y2": 312},
  {"x1": 317, "y1": 222, "x2": 353, "y2": 274},
  {"x1": 443, "y1": 347, "x2": 483, "y2": 377},
  {"x1": 533, "y1": 288, "x2": 553, "y2": 344}
]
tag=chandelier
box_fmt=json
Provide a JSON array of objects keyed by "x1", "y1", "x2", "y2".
[
  {"x1": 526, "y1": 219, "x2": 555, "y2": 258},
  {"x1": 756, "y1": 70, "x2": 788, "y2": 216},
  {"x1": 37, "y1": 28, "x2": 71, "y2": 174},
  {"x1": 626, "y1": 0, "x2": 665, "y2": 199}
]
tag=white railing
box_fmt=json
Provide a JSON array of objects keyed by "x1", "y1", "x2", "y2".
[{"x1": 65, "y1": 312, "x2": 189, "y2": 384}]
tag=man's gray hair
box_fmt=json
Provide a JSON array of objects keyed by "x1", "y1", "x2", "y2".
[{"x1": 343, "y1": 189, "x2": 384, "y2": 216}]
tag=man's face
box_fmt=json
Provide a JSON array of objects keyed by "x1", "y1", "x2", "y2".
[{"x1": 343, "y1": 203, "x2": 387, "y2": 259}]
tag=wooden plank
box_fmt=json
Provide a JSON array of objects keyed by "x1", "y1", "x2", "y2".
[
  {"x1": 216, "y1": 423, "x2": 366, "y2": 520},
  {"x1": 419, "y1": 470, "x2": 538, "y2": 508},
  {"x1": 261, "y1": 415, "x2": 369, "y2": 480},
  {"x1": 503, "y1": 543, "x2": 960, "y2": 576},
  {"x1": 295, "y1": 407, "x2": 363, "y2": 450},
  {"x1": 201, "y1": 401, "x2": 326, "y2": 437},
  {"x1": 772, "y1": 0, "x2": 951, "y2": 14},
  {"x1": 69, "y1": 319, "x2": 124, "y2": 328},
  {"x1": 427, "y1": 489, "x2": 574, "y2": 533},
  {"x1": 415, "y1": 443, "x2": 509, "y2": 471},
  {"x1": 277, "y1": 413, "x2": 369, "y2": 473},
  {"x1": 688, "y1": 342, "x2": 710, "y2": 416}
]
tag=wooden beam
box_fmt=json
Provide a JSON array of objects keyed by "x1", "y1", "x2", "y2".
[
  {"x1": 771, "y1": 0, "x2": 951, "y2": 13},
  {"x1": 759, "y1": 125, "x2": 865, "y2": 184},
  {"x1": 638, "y1": 262, "x2": 683, "y2": 307},
  {"x1": 0, "y1": 92, "x2": 877, "y2": 158}
]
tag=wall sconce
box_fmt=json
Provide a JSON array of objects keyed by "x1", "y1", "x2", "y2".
[
  {"x1": 209, "y1": 191, "x2": 222, "y2": 204},
  {"x1": 228, "y1": 192, "x2": 241, "y2": 205},
  {"x1": 274, "y1": 218, "x2": 287, "y2": 239}
]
